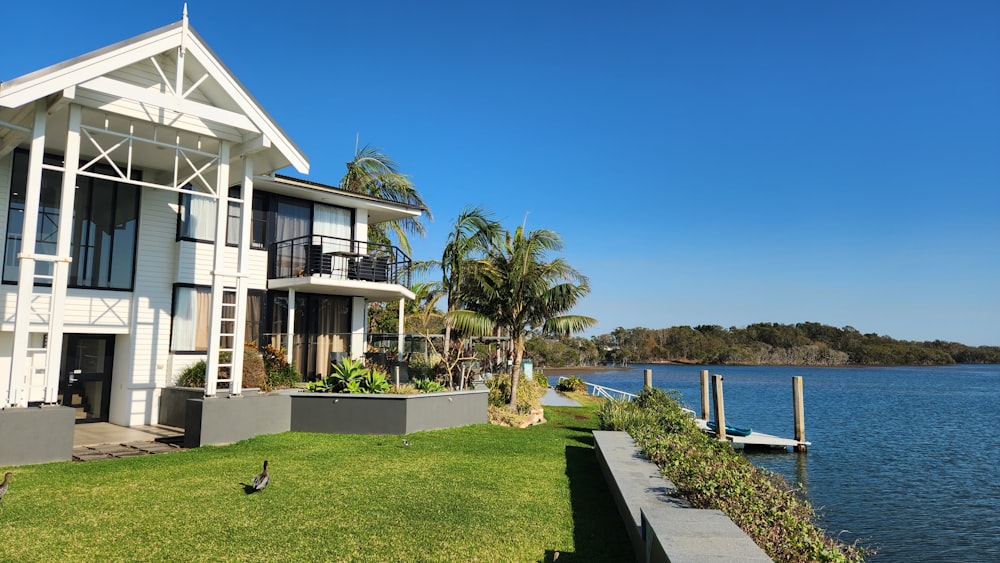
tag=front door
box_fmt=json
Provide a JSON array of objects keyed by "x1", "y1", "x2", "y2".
[{"x1": 59, "y1": 334, "x2": 114, "y2": 423}]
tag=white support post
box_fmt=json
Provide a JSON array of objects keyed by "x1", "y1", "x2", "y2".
[
  {"x1": 397, "y1": 298, "x2": 405, "y2": 362},
  {"x1": 230, "y1": 156, "x2": 254, "y2": 395},
  {"x1": 44, "y1": 103, "x2": 82, "y2": 404},
  {"x1": 204, "y1": 142, "x2": 230, "y2": 397},
  {"x1": 6, "y1": 102, "x2": 47, "y2": 408},
  {"x1": 285, "y1": 289, "x2": 296, "y2": 365}
]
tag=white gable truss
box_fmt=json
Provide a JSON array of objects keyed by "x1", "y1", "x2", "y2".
[{"x1": 0, "y1": 15, "x2": 309, "y2": 407}]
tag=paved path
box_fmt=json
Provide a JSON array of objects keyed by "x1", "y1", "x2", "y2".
[{"x1": 541, "y1": 388, "x2": 583, "y2": 407}]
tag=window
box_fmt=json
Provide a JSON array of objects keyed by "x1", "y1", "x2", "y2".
[
  {"x1": 3, "y1": 149, "x2": 140, "y2": 290},
  {"x1": 251, "y1": 193, "x2": 267, "y2": 249},
  {"x1": 246, "y1": 289, "x2": 265, "y2": 344},
  {"x1": 226, "y1": 186, "x2": 248, "y2": 247},
  {"x1": 178, "y1": 186, "x2": 216, "y2": 242},
  {"x1": 171, "y1": 285, "x2": 212, "y2": 352}
]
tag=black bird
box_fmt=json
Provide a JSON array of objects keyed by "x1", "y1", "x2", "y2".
[
  {"x1": 251, "y1": 460, "x2": 269, "y2": 492},
  {"x1": 0, "y1": 472, "x2": 11, "y2": 500}
]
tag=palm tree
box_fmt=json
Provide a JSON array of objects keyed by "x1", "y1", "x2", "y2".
[
  {"x1": 439, "y1": 207, "x2": 503, "y2": 365},
  {"x1": 340, "y1": 144, "x2": 432, "y2": 255},
  {"x1": 451, "y1": 225, "x2": 596, "y2": 411}
]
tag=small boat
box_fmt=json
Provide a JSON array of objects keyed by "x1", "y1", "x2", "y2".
[{"x1": 706, "y1": 421, "x2": 753, "y2": 437}]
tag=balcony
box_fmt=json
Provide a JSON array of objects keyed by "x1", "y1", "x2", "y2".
[{"x1": 267, "y1": 235, "x2": 414, "y2": 301}]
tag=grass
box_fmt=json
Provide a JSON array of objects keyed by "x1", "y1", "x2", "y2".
[{"x1": 0, "y1": 405, "x2": 631, "y2": 562}]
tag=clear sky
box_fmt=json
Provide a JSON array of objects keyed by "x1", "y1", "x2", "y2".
[{"x1": 3, "y1": 1, "x2": 998, "y2": 345}]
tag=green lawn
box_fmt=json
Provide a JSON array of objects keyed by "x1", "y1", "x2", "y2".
[{"x1": 0, "y1": 405, "x2": 631, "y2": 562}]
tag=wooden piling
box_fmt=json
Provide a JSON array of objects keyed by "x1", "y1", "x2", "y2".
[
  {"x1": 793, "y1": 375, "x2": 806, "y2": 452},
  {"x1": 643, "y1": 369, "x2": 652, "y2": 389},
  {"x1": 700, "y1": 369, "x2": 710, "y2": 420},
  {"x1": 711, "y1": 374, "x2": 727, "y2": 442}
]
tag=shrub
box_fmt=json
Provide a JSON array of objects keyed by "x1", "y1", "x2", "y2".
[
  {"x1": 242, "y1": 346, "x2": 268, "y2": 390},
  {"x1": 486, "y1": 373, "x2": 545, "y2": 414},
  {"x1": 177, "y1": 361, "x2": 207, "y2": 387},
  {"x1": 306, "y1": 357, "x2": 392, "y2": 394},
  {"x1": 412, "y1": 378, "x2": 446, "y2": 393},
  {"x1": 599, "y1": 388, "x2": 866, "y2": 563},
  {"x1": 535, "y1": 373, "x2": 549, "y2": 388},
  {"x1": 260, "y1": 344, "x2": 301, "y2": 389},
  {"x1": 176, "y1": 344, "x2": 287, "y2": 392},
  {"x1": 556, "y1": 376, "x2": 587, "y2": 393}
]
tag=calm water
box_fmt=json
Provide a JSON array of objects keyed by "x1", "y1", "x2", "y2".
[{"x1": 570, "y1": 364, "x2": 1000, "y2": 563}]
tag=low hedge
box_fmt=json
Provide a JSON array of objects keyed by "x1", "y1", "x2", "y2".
[{"x1": 598, "y1": 388, "x2": 866, "y2": 563}]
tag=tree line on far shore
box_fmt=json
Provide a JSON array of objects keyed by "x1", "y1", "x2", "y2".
[{"x1": 524, "y1": 322, "x2": 1000, "y2": 367}]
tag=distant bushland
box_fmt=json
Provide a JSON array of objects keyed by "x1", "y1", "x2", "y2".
[{"x1": 527, "y1": 322, "x2": 1000, "y2": 367}]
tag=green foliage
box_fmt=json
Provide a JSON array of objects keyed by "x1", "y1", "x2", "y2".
[
  {"x1": 259, "y1": 344, "x2": 301, "y2": 389},
  {"x1": 599, "y1": 389, "x2": 866, "y2": 563},
  {"x1": 241, "y1": 345, "x2": 268, "y2": 390},
  {"x1": 486, "y1": 374, "x2": 545, "y2": 414},
  {"x1": 555, "y1": 376, "x2": 586, "y2": 393},
  {"x1": 177, "y1": 360, "x2": 207, "y2": 387},
  {"x1": 306, "y1": 357, "x2": 392, "y2": 394},
  {"x1": 412, "y1": 378, "x2": 446, "y2": 393},
  {"x1": 175, "y1": 344, "x2": 269, "y2": 390},
  {"x1": 593, "y1": 322, "x2": 986, "y2": 366}
]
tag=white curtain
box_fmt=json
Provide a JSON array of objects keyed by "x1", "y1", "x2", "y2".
[
  {"x1": 183, "y1": 192, "x2": 217, "y2": 240},
  {"x1": 172, "y1": 287, "x2": 198, "y2": 351},
  {"x1": 314, "y1": 204, "x2": 352, "y2": 274}
]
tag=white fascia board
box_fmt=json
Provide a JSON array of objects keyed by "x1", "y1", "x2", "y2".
[
  {"x1": 79, "y1": 75, "x2": 258, "y2": 132},
  {"x1": 184, "y1": 29, "x2": 309, "y2": 174},
  {"x1": 0, "y1": 23, "x2": 185, "y2": 109}
]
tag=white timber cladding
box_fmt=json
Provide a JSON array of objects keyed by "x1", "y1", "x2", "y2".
[
  {"x1": 126, "y1": 185, "x2": 181, "y2": 416},
  {"x1": 175, "y1": 241, "x2": 268, "y2": 287}
]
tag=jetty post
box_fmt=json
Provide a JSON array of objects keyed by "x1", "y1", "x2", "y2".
[
  {"x1": 700, "y1": 369, "x2": 710, "y2": 420},
  {"x1": 644, "y1": 368, "x2": 652, "y2": 389},
  {"x1": 792, "y1": 376, "x2": 806, "y2": 452},
  {"x1": 711, "y1": 374, "x2": 727, "y2": 442}
]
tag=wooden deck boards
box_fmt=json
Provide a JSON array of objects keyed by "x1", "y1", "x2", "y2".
[{"x1": 695, "y1": 419, "x2": 810, "y2": 451}]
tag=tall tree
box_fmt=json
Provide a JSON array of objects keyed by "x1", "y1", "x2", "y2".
[
  {"x1": 340, "y1": 144, "x2": 432, "y2": 255},
  {"x1": 452, "y1": 225, "x2": 596, "y2": 411},
  {"x1": 439, "y1": 207, "x2": 503, "y2": 370}
]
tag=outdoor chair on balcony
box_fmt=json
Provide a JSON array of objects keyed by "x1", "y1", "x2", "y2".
[{"x1": 348, "y1": 255, "x2": 390, "y2": 282}]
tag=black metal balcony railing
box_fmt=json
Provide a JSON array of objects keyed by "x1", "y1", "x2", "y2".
[{"x1": 269, "y1": 235, "x2": 412, "y2": 287}]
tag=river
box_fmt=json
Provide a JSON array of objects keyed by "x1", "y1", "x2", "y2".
[{"x1": 566, "y1": 364, "x2": 1000, "y2": 562}]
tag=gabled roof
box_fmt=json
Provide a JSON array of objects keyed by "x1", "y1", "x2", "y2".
[{"x1": 0, "y1": 18, "x2": 308, "y2": 175}]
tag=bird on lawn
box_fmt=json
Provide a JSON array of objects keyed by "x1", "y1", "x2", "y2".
[
  {"x1": 252, "y1": 460, "x2": 269, "y2": 492},
  {"x1": 0, "y1": 472, "x2": 11, "y2": 500},
  {"x1": 402, "y1": 440, "x2": 411, "y2": 447}
]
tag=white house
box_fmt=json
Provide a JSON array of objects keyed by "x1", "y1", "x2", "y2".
[{"x1": 0, "y1": 13, "x2": 419, "y2": 462}]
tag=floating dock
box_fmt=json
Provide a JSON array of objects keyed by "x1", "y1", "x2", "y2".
[{"x1": 695, "y1": 419, "x2": 810, "y2": 451}]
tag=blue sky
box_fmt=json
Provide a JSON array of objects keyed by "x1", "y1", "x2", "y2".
[{"x1": 3, "y1": 1, "x2": 998, "y2": 345}]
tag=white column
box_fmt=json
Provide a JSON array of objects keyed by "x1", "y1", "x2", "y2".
[
  {"x1": 285, "y1": 289, "x2": 296, "y2": 364},
  {"x1": 6, "y1": 102, "x2": 47, "y2": 408},
  {"x1": 204, "y1": 142, "x2": 230, "y2": 397},
  {"x1": 351, "y1": 297, "x2": 366, "y2": 360},
  {"x1": 43, "y1": 103, "x2": 82, "y2": 404},
  {"x1": 397, "y1": 298, "x2": 405, "y2": 362},
  {"x1": 230, "y1": 156, "x2": 254, "y2": 395}
]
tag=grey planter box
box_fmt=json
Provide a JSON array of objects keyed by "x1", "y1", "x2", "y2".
[
  {"x1": 159, "y1": 386, "x2": 259, "y2": 429},
  {"x1": 184, "y1": 393, "x2": 290, "y2": 448},
  {"x1": 0, "y1": 406, "x2": 75, "y2": 466},
  {"x1": 289, "y1": 389, "x2": 488, "y2": 435}
]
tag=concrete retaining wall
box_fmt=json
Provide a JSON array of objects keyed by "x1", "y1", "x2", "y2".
[
  {"x1": 593, "y1": 430, "x2": 772, "y2": 563},
  {"x1": 182, "y1": 389, "x2": 487, "y2": 447},
  {"x1": 184, "y1": 393, "x2": 290, "y2": 448},
  {"x1": 159, "y1": 387, "x2": 260, "y2": 429},
  {"x1": 289, "y1": 389, "x2": 488, "y2": 435},
  {"x1": 0, "y1": 406, "x2": 75, "y2": 466}
]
